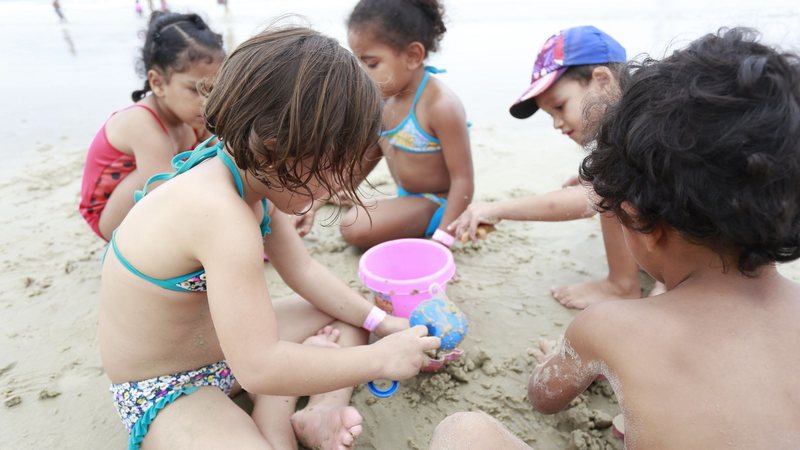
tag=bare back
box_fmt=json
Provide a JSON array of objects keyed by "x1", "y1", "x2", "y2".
[
  {"x1": 599, "y1": 274, "x2": 800, "y2": 448},
  {"x1": 98, "y1": 157, "x2": 262, "y2": 383}
]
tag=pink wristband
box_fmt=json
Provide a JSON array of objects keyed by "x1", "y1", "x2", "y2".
[
  {"x1": 431, "y1": 229, "x2": 455, "y2": 247},
  {"x1": 362, "y1": 306, "x2": 387, "y2": 332}
]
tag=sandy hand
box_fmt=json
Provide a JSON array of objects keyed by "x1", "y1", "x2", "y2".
[
  {"x1": 447, "y1": 202, "x2": 501, "y2": 243},
  {"x1": 292, "y1": 210, "x2": 316, "y2": 237},
  {"x1": 459, "y1": 223, "x2": 496, "y2": 243},
  {"x1": 374, "y1": 325, "x2": 440, "y2": 380}
]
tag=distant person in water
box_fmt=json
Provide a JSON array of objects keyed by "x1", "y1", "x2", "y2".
[{"x1": 52, "y1": 0, "x2": 66, "y2": 22}]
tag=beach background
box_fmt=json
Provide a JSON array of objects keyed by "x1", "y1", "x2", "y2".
[{"x1": 1, "y1": 0, "x2": 799, "y2": 448}]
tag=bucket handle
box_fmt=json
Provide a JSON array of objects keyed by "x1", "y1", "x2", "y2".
[
  {"x1": 428, "y1": 282, "x2": 446, "y2": 300},
  {"x1": 368, "y1": 282, "x2": 448, "y2": 399},
  {"x1": 367, "y1": 380, "x2": 399, "y2": 398}
]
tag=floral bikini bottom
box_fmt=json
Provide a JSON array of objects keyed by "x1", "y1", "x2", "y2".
[{"x1": 110, "y1": 360, "x2": 235, "y2": 450}]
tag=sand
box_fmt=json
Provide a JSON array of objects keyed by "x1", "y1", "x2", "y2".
[
  {"x1": 6, "y1": 125, "x2": 800, "y2": 450},
  {"x1": 0, "y1": 124, "x2": 629, "y2": 449}
]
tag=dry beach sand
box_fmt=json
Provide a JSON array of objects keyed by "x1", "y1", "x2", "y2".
[
  {"x1": 3, "y1": 1, "x2": 800, "y2": 448},
  {"x1": 0, "y1": 127, "x2": 629, "y2": 450},
  {"x1": 6, "y1": 127, "x2": 800, "y2": 449}
]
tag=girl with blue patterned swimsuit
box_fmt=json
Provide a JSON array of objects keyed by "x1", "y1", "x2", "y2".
[
  {"x1": 340, "y1": 0, "x2": 474, "y2": 249},
  {"x1": 99, "y1": 27, "x2": 440, "y2": 450}
]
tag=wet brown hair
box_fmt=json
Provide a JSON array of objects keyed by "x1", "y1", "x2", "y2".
[{"x1": 199, "y1": 26, "x2": 382, "y2": 210}]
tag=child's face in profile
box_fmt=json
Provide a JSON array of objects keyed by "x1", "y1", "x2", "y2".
[
  {"x1": 535, "y1": 77, "x2": 599, "y2": 145},
  {"x1": 348, "y1": 29, "x2": 411, "y2": 98},
  {"x1": 157, "y1": 57, "x2": 222, "y2": 130}
]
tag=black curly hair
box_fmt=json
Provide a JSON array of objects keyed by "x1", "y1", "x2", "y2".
[
  {"x1": 347, "y1": 0, "x2": 447, "y2": 55},
  {"x1": 580, "y1": 28, "x2": 800, "y2": 275},
  {"x1": 132, "y1": 11, "x2": 224, "y2": 101}
]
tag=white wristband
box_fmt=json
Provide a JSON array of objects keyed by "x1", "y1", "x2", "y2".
[
  {"x1": 431, "y1": 229, "x2": 455, "y2": 247},
  {"x1": 362, "y1": 306, "x2": 387, "y2": 332}
]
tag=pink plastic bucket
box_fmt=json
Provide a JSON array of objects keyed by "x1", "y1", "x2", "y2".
[{"x1": 358, "y1": 239, "x2": 456, "y2": 318}]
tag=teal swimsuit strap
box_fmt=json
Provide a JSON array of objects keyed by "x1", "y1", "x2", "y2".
[
  {"x1": 215, "y1": 149, "x2": 244, "y2": 197},
  {"x1": 216, "y1": 149, "x2": 271, "y2": 235},
  {"x1": 109, "y1": 229, "x2": 205, "y2": 292},
  {"x1": 410, "y1": 70, "x2": 433, "y2": 111},
  {"x1": 408, "y1": 67, "x2": 445, "y2": 144},
  {"x1": 133, "y1": 135, "x2": 271, "y2": 234},
  {"x1": 414, "y1": 66, "x2": 445, "y2": 106},
  {"x1": 134, "y1": 136, "x2": 220, "y2": 203}
]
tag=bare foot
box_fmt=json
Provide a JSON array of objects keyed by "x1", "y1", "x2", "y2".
[
  {"x1": 291, "y1": 405, "x2": 363, "y2": 450},
  {"x1": 551, "y1": 278, "x2": 640, "y2": 310},
  {"x1": 303, "y1": 325, "x2": 341, "y2": 348},
  {"x1": 648, "y1": 281, "x2": 667, "y2": 297}
]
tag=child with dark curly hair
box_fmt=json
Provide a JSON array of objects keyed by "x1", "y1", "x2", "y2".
[
  {"x1": 340, "y1": 0, "x2": 474, "y2": 249},
  {"x1": 430, "y1": 27, "x2": 800, "y2": 449}
]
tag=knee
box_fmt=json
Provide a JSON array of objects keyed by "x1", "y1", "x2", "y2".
[
  {"x1": 339, "y1": 209, "x2": 371, "y2": 247},
  {"x1": 431, "y1": 411, "x2": 492, "y2": 449}
]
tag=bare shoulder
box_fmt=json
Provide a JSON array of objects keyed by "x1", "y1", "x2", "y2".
[
  {"x1": 424, "y1": 76, "x2": 466, "y2": 118},
  {"x1": 566, "y1": 299, "x2": 667, "y2": 358},
  {"x1": 105, "y1": 105, "x2": 171, "y2": 153}
]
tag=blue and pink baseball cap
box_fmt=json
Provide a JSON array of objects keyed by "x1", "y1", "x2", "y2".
[{"x1": 509, "y1": 25, "x2": 627, "y2": 119}]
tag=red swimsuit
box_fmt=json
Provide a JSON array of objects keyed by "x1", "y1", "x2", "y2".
[{"x1": 78, "y1": 104, "x2": 197, "y2": 239}]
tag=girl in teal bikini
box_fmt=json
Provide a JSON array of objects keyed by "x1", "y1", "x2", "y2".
[
  {"x1": 340, "y1": 0, "x2": 474, "y2": 249},
  {"x1": 99, "y1": 27, "x2": 440, "y2": 450}
]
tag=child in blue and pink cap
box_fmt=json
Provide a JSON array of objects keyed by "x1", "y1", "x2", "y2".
[{"x1": 450, "y1": 25, "x2": 666, "y2": 309}]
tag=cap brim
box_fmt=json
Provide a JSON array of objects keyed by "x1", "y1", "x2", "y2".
[{"x1": 509, "y1": 68, "x2": 566, "y2": 119}]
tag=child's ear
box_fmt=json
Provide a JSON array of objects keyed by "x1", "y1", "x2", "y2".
[
  {"x1": 590, "y1": 66, "x2": 615, "y2": 91},
  {"x1": 147, "y1": 69, "x2": 166, "y2": 97},
  {"x1": 404, "y1": 41, "x2": 426, "y2": 70},
  {"x1": 621, "y1": 201, "x2": 664, "y2": 252}
]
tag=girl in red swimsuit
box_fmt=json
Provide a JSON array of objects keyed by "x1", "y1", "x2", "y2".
[{"x1": 79, "y1": 11, "x2": 224, "y2": 240}]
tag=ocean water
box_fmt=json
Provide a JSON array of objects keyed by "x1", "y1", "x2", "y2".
[{"x1": 0, "y1": 0, "x2": 798, "y2": 180}]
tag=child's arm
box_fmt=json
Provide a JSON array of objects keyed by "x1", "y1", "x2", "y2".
[
  {"x1": 527, "y1": 305, "x2": 610, "y2": 414},
  {"x1": 199, "y1": 198, "x2": 439, "y2": 396},
  {"x1": 448, "y1": 186, "x2": 597, "y2": 242},
  {"x1": 108, "y1": 108, "x2": 181, "y2": 189},
  {"x1": 429, "y1": 97, "x2": 474, "y2": 243},
  {"x1": 264, "y1": 202, "x2": 408, "y2": 337}
]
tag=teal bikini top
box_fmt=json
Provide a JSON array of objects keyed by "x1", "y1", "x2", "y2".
[
  {"x1": 108, "y1": 136, "x2": 271, "y2": 293},
  {"x1": 381, "y1": 66, "x2": 445, "y2": 153}
]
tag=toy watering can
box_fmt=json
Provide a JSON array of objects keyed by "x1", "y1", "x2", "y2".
[{"x1": 367, "y1": 284, "x2": 468, "y2": 398}]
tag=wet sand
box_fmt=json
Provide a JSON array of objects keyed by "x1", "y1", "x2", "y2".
[{"x1": 2, "y1": 1, "x2": 800, "y2": 449}]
